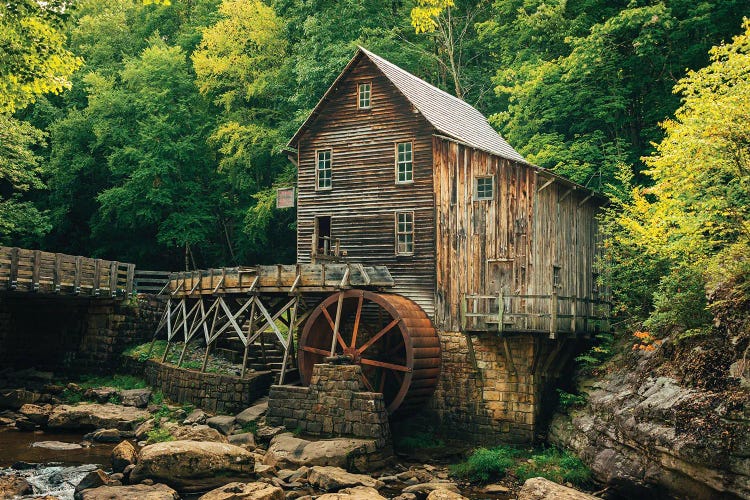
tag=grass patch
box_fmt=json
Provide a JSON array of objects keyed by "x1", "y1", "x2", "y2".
[
  {"x1": 397, "y1": 431, "x2": 445, "y2": 451},
  {"x1": 514, "y1": 448, "x2": 592, "y2": 486},
  {"x1": 61, "y1": 388, "x2": 83, "y2": 404},
  {"x1": 450, "y1": 446, "x2": 591, "y2": 487},
  {"x1": 77, "y1": 374, "x2": 147, "y2": 391},
  {"x1": 450, "y1": 446, "x2": 521, "y2": 482},
  {"x1": 151, "y1": 391, "x2": 164, "y2": 405},
  {"x1": 146, "y1": 427, "x2": 174, "y2": 444},
  {"x1": 241, "y1": 421, "x2": 258, "y2": 435}
]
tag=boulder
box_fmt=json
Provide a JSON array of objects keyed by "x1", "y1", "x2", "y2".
[
  {"x1": 0, "y1": 475, "x2": 32, "y2": 498},
  {"x1": 426, "y1": 490, "x2": 468, "y2": 500},
  {"x1": 166, "y1": 423, "x2": 227, "y2": 443},
  {"x1": 236, "y1": 401, "x2": 268, "y2": 426},
  {"x1": 184, "y1": 409, "x2": 208, "y2": 425},
  {"x1": 14, "y1": 416, "x2": 37, "y2": 431},
  {"x1": 0, "y1": 389, "x2": 40, "y2": 410},
  {"x1": 135, "y1": 419, "x2": 156, "y2": 440},
  {"x1": 264, "y1": 433, "x2": 378, "y2": 471},
  {"x1": 228, "y1": 432, "x2": 256, "y2": 449},
  {"x1": 308, "y1": 466, "x2": 384, "y2": 492},
  {"x1": 206, "y1": 415, "x2": 236, "y2": 435},
  {"x1": 48, "y1": 403, "x2": 149, "y2": 431},
  {"x1": 317, "y1": 486, "x2": 387, "y2": 500},
  {"x1": 75, "y1": 469, "x2": 110, "y2": 493},
  {"x1": 517, "y1": 477, "x2": 597, "y2": 499},
  {"x1": 129, "y1": 440, "x2": 254, "y2": 492},
  {"x1": 87, "y1": 428, "x2": 122, "y2": 443},
  {"x1": 255, "y1": 425, "x2": 286, "y2": 444},
  {"x1": 84, "y1": 387, "x2": 118, "y2": 403},
  {"x1": 119, "y1": 389, "x2": 152, "y2": 408},
  {"x1": 32, "y1": 440, "x2": 83, "y2": 450},
  {"x1": 112, "y1": 440, "x2": 138, "y2": 473},
  {"x1": 483, "y1": 484, "x2": 510, "y2": 494},
  {"x1": 80, "y1": 483, "x2": 179, "y2": 500},
  {"x1": 401, "y1": 482, "x2": 460, "y2": 496},
  {"x1": 19, "y1": 403, "x2": 50, "y2": 425},
  {"x1": 198, "y1": 481, "x2": 284, "y2": 500}
]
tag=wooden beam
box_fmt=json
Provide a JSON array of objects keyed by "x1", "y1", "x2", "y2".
[
  {"x1": 558, "y1": 186, "x2": 576, "y2": 203},
  {"x1": 537, "y1": 178, "x2": 555, "y2": 193}
]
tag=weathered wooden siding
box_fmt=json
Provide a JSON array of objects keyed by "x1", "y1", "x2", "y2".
[
  {"x1": 433, "y1": 137, "x2": 602, "y2": 332},
  {"x1": 295, "y1": 55, "x2": 436, "y2": 316}
]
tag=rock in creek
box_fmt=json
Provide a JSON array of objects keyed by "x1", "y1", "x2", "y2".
[
  {"x1": 308, "y1": 466, "x2": 384, "y2": 492},
  {"x1": 112, "y1": 440, "x2": 138, "y2": 473},
  {"x1": 32, "y1": 440, "x2": 83, "y2": 451},
  {"x1": 198, "y1": 481, "x2": 284, "y2": 500},
  {"x1": 517, "y1": 477, "x2": 596, "y2": 499},
  {"x1": 85, "y1": 428, "x2": 122, "y2": 443},
  {"x1": 164, "y1": 422, "x2": 227, "y2": 443},
  {"x1": 129, "y1": 440, "x2": 254, "y2": 492},
  {"x1": 0, "y1": 475, "x2": 32, "y2": 498},
  {"x1": 47, "y1": 403, "x2": 149, "y2": 431},
  {"x1": 236, "y1": 401, "x2": 268, "y2": 426},
  {"x1": 19, "y1": 403, "x2": 51, "y2": 425},
  {"x1": 228, "y1": 432, "x2": 256, "y2": 449},
  {"x1": 119, "y1": 389, "x2": 152, "y2": 408},
  {"x1": 79, "y1": 483, "x2": 179, "y2": 500},
  {"x1": 401, "y1": 482, "x2": 461, "y2": 496},
  {"x1": 0, "y1": 389, "x2": 40, "y2": 410},
  {"x1": 425, "y1": 490, "x2": 467, "y2": 500},
  {"x1": 317, "y1": 486, "x2": 387, "y2": 500},
  {"x1": 206, "y1": 415, "x2": 236, "y2": 435},
  {"x1": 74, "y1": 468, "x2": 110, "y2": 493},
  {"x1": 264, "y1": 433, "x2": 378, "y2": 471}
]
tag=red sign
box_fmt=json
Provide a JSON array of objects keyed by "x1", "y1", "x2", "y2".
[{"x1": 276, "y1": 187, "x2": 295, "y2": 208}]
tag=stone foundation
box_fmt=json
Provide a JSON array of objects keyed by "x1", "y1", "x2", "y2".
[
  {"x1": 267, "y1": 363, "x2": 390, "y2": 445},
  {"x1": 143, "y1": 359, "x2": 272, "y2": 414},
  {"x1": 432, "y1": 331, "x2": 576, "y2": 444}
]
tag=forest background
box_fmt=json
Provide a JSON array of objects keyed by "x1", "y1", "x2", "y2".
[{"x1": 1, "y1": 0, "x2": 749, "y2": 334}]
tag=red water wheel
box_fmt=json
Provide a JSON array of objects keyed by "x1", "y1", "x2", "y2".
[{"x1": 298, "y1": 291, "x2": 441, "y2": 415}]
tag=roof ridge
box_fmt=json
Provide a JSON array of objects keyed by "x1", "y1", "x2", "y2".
[{"x1": 357, "y1": 46, "x2": 480, "y2": 113}]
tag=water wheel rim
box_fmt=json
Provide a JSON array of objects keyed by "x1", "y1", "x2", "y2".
[{"x1": 298, "y1": 290, "x2": 417, "y2": 414}]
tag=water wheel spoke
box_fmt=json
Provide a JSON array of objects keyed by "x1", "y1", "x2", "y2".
[
  {"x1": 350, "y1": 293, "x2": 364, "y2": 349},
  {"x1": 360, "y1": 357, "x2": 411, "y2": 372},
  {"x1": 320, "y1": 306, "x2": 347, "y2": 351},
  {"x1": 300, "y1": 345, "x2": 331, "y2": 357},
  {"x1": 358, "y1": 317, "x2": 400, "y2": 354},
  {"x1": 378, "y1": 368, "x2": 386, "y2": 392},
  {"x1": 360, "y1": 373, "x2": 376, "y2": 392}
]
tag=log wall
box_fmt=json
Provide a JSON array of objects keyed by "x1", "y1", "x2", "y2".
[{"x1": 295, "y1": 54, "x2": 436, "y2": 317}]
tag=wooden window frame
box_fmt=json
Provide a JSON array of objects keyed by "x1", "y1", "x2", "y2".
[
  {"x1": 395, "y1": 211, "x2": 415, "y2": 256},
  {"x1": 395, "y1": 141, "x2": 414, "y2": 184},
  {"x1": 315, "y1": 148, "x2": 332, "y2": 191},
  {"x1": 357, "y1": 82, "x2": 372, "y2": 110},
  {"x1": 475, "y1": 175, "x2": 494, "y2": 200}
]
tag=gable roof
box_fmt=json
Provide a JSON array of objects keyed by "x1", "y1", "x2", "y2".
[{"x1": 288, "y1": 47, "x2": 526, "y2": 164}]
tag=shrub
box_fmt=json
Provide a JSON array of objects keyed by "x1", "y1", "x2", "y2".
[
  {"x1": 396, "y1": 431, "x2": 445, "y2": 451},
  {"x1": 513, "y1": 448, "x2": 592, "y2": 487},
  {"x1": 78, "y1": 374, "x2": 147, "y2": 391},
  {"x1": 557, "y1": 389, "x2": 587, "y2": 411},
  {"x1": 450, "y1": 446, "x2": 519, "y2": 482},
  {"x1": 643, "y1": 265, "x2": 712, "y2": 337},
  {"x1": 146, "y1": 427, "x2": 174, "y2": 443}
]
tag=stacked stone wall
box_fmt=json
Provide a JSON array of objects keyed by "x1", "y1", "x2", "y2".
[
  {"x1": 267, "y1": 364, "x2": 390, "y2": 445},
  {"x1": 77, "y1": 296, "x2": 164, "y2": 371},
  {"x1": 143, "y1": 359, "x2": 272, "y2": 414},
  {"x1": 432, "y1": 331, "x2": 567, "y2": 444}
]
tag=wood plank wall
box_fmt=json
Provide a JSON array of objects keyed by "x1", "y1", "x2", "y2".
[
  {"x1": 295, "y1": 55, "x2": 437, "y2": 316},
  {"x1": 433, "y1": 137, "x2": 601, "y2": 332}
]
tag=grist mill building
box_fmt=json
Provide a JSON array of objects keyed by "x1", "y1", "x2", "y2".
[{"x1": 286, "y1": 47, "x2": 607, "y2": 442}]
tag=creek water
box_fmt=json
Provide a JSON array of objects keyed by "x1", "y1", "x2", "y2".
[{"x1": 0, "y1": 428, "x2": 117, "y2": 500}]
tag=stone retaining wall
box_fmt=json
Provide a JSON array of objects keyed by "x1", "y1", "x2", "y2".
[
  {"x1": 267, "y1": 363, "x2": 390, "y2": 445},
  {"x1": 143, "y1": 359, "x2": 273, "y2": 414},
  {"x1": 432, "y1": 331, "x2": 575, "y2": 444}
]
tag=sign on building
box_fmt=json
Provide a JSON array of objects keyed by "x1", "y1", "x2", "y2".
[{"x1": 277, "y1": 187, "x2": 295, "y2": 208}]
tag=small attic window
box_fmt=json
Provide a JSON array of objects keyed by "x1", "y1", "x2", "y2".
[{"x1": 358, "y1": 82, "x2": 371, "y2": 109}]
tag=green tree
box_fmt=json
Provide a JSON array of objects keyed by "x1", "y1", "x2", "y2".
[{"x1": 0, "y1": 0, "x2": 82, "y2": 112}]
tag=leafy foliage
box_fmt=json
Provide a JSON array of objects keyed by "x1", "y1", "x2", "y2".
[
  {"x1": 450, "y1": 446, "x2": 520, "y2": 482},
  {"x1": 514, "y1": 448, "x2": 591, "y2": 486}
]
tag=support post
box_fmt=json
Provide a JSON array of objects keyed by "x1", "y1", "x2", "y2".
[
  {"x1": 571, "y1": 295, "x2": 578, "y2": 333},
  {"x1": 550, "y1": 291, "x2": 558, "y2": 339},
  {"x1": 279, "y1": 296, "x2": 299, "y2": 384},
  {"x1": 32, "y1": 250, "x2": 41, "y2": 292},
  {"x1": 241, "y1": 298, "x2": 257, "y2": 378},
  {"x1": 8, "y1": 247, "x2": 18, "y2": 290},
  {"x1": 497, "y1": 291, "x2": 504, "y2": 334},
  {"x1": 329, "y1": 291, "x2": 345, "y2": 355}
]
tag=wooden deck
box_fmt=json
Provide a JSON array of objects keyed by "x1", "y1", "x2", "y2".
[
  {"x1": 167, "y1": 264, "x2": 394, "y2": 297},
  {"x1": 0, "y1": 246, "x2": 134, "y2": 297}
]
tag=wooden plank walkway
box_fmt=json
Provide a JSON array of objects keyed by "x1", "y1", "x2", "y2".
[
  {"x1": 0, "y1": 246, "x2": 134, "y2": 297},
  {"x1": 167, "y1": 264, "x2": 394, "y2": 297}
]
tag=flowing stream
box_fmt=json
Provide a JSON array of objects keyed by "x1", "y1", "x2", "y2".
[{"x1": 0, "y1": 428, "x2": 117, "y2": 500}]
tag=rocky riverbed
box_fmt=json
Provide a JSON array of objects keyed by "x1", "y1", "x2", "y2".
[{"x1": 0, "y1": 375, "x2": 596, "y2": 500}]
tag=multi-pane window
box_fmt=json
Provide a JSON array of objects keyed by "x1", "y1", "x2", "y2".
[
  {"x1": 396, "y1": 142, "x2": 413, "y2": 183},
  {"x1": 358, "y1": 83, "x2": 371, "y2": 109},
  {"x1": 396, "y1": 212, "x2": 414, "y2": 255},
  {"x1": 316, "y1": 149, "x2": 332, "y2": 190},
  {"x1": 476, "y1": 176, "x2": 494, "y2": 200}
]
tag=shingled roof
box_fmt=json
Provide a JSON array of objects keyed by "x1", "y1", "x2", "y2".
[{"x1": 288, "y1": 47, "x2": 526, "y2": 164}]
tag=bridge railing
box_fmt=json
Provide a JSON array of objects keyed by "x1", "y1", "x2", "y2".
[
  {"x1": 133, "y1": 270, "x2": 171, "y2": 294},
  {"x1": 0, "y1": 246, "x2": 134, "y2": 297}
]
